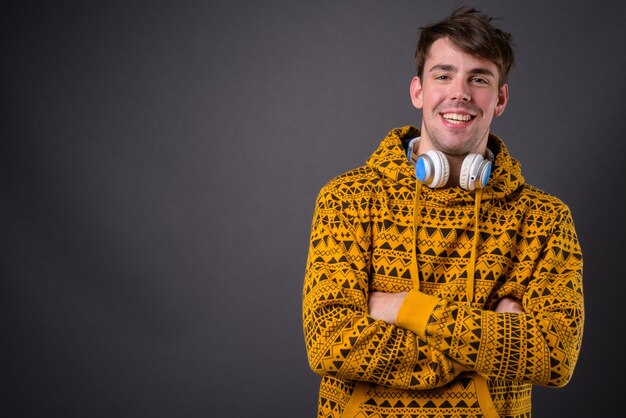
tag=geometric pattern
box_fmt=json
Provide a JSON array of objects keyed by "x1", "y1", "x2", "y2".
[{"x1": 303, "y1": 126, "x2": 584, "y2": 417}]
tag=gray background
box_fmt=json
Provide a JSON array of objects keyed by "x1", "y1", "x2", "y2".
[{"x1": 3, "y1": 0, "x2": 625, "y2": 417}]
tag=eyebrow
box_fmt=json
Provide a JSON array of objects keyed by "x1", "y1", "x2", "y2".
[{"x1": 429, "y1": 64, "x2": 496, "y2": 78}]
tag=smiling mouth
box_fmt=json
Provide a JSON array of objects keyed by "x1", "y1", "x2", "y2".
[{"x1": 441, "y1": 112, "x2": 475, "y2": 124}]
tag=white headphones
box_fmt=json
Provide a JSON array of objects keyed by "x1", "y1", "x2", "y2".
[{"x1": 407, "y1": 137, "x2": 494, "y2": 191}]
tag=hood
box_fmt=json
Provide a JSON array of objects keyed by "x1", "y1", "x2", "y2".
[
  {"x1": 366, "y1": 126, "x2": 525, "y2": 203},
  {"x1": 366, "y1": 126, "x2": 526, "y2": 306}
]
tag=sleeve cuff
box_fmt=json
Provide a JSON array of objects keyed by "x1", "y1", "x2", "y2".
[{"x1": 396, "y1": 290, "x2": 441, "y2": 338}]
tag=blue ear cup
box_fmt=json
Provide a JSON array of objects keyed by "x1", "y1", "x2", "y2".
[
  {"x1": 416, "y1": 151, "x2": 450, "y2": 188},
  {"x1": 480, "y1": 163, "x2": 492, "y2": 187}
]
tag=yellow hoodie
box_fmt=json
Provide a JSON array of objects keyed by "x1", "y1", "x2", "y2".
[{"x1": 303, "y1": 126, "x2": 584, "y2": 417}]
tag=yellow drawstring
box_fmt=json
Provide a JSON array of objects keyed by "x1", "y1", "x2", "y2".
[
  {"x1": 411, "y1": 178, "x2": 482, "y2": 307},
  {"x1": 411, "y1": 181, "x2": 423, "y2": 291},
  {"x1": 466, "y1": 188, "x2": 483, "y2": 307}
]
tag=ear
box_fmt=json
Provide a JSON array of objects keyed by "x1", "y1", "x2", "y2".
[
  {"x1": 409, "y1": 76, "x2": 424, "y2": 109},
  {"x1": 494, "y1": 83, "x2": 509, "y2": 117}
]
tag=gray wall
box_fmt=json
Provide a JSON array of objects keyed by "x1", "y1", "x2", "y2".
[{"x1": 4, "y1": 1, "x2": 624, "y2": 416}]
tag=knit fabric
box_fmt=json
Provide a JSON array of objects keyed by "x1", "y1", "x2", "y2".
[{"x1": 302, "y1": 126, "x2": 584, "y2": 417}]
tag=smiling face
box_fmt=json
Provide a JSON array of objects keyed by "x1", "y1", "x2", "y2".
[{"x1": 410, "y1": 37, "x2": 509, "y2": 158}]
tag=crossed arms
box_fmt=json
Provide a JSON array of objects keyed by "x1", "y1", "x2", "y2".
[
  {"x1": 369, "y1": 292, "x2": 523, "y2": 325},
  {"x1": 303, "y1": 186, "x2": 584, "y2": 390}
]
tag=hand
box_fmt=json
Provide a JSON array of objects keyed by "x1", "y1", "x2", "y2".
[
  {"x1": 495, "y1": 297, "x2": 523, "y2": 313},
  {"x1": 368, "y1": 292, "x2": 408, "y2": 325}
]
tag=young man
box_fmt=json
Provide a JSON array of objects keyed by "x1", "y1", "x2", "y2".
[{"x1": 302, "y1": 7, "x2": 584, "y2": 418}]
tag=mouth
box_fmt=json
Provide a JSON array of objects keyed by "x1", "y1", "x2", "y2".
[{"x1": 441, "y1": 112, "x2": 475, "y2": 125}]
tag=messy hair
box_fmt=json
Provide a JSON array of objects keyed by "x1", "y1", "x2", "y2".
[{"x1": 415, "y1": 6, "x2": 515, "y2": 87}]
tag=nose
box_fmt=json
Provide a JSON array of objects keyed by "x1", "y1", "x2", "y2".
[{"x1": 450, "y1": 79, "x2": 471, "y2": 102}]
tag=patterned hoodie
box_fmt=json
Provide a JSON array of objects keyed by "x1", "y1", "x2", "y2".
[{"x1": 303, "y1": 126, "x2": 584, "y2": 417}]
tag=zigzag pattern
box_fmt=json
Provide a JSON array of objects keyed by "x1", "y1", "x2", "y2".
[{"x1": 303, "y1": 127, "x2": 584, "y2": 417}]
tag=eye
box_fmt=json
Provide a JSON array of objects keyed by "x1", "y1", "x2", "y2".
[
  {"x1": 435, "y1": 74, "x2": 450, "y2": 80},
  {"x1": 470, "y1": 77, "x2": 488, "y2": 84}
]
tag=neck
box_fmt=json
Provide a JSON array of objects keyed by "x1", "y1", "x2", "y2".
[{"x1": 444, "y1": 154, "x2": 466, "y2": 187}]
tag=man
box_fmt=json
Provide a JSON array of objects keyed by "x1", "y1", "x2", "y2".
[{"x1": 302, "y1": 6, "x2": 584, "y2": 418}]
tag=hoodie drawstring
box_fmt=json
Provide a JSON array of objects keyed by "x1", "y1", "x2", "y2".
[
  {"x1": 411, "y1": 182, "x2": 483, "y2": 307},
  {"x1": 466, "y1": 188, "x2": 483, "y2": 307},
  {"x1": 410, "y1": 181, "x2": 423, "y2": 291}
]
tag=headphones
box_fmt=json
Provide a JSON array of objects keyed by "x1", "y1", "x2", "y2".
[{"x1": 407, "y1": 137, "x2": 494, "y2": 191}]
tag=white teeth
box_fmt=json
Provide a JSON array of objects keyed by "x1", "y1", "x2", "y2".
[{"x1": 442, "y1": 113, "x2": 472, "y2": 123}]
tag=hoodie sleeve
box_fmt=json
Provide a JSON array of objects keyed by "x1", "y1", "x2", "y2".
[
  {"x1": 396, "y1": 206, "x2": 584, "y2": 387},
  {"x1": 303, "y1": 184, "x2": 468, "y2": 390}
]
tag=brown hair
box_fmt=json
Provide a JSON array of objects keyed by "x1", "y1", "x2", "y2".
[{"x1": 415, "y1": 6, "x2": 515, "y2": 87}]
